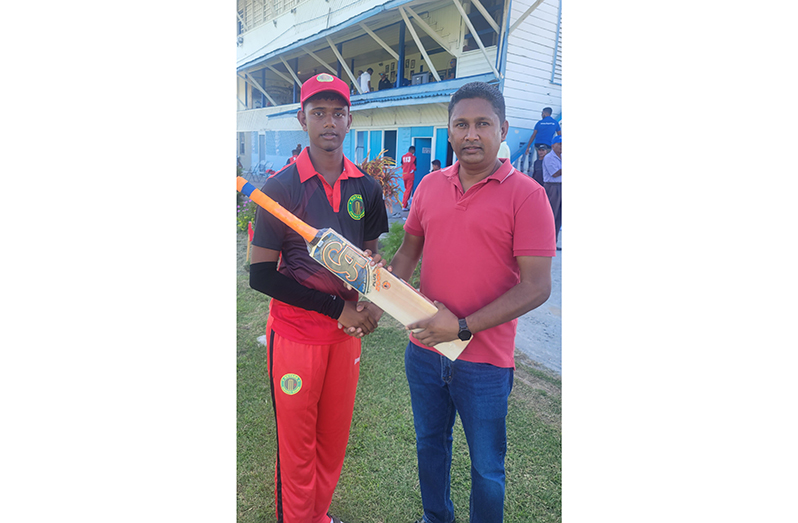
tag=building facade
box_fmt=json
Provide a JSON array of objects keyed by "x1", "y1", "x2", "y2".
[{"x1": 236, "y1": 0, "x2": 561, "y2": 193}]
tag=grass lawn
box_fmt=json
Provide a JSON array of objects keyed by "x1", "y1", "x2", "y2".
[{"x1": 237, "y1": 231, "x2": 561, "y2": 522}]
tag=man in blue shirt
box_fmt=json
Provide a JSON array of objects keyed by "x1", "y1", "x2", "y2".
[{"x1": 524, "y1": 107, "x2": 561, "y2": 162}]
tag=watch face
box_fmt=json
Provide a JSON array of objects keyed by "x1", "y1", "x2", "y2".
[{"x1": 458, "y1": 318, "x2": 471, "y2": 341}]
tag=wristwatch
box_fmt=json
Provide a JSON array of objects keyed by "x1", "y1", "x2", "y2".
[{"x1": 457, "y1": 318, "x2": 472, "y2": 341}]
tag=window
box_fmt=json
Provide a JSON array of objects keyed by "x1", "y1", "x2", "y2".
[
  {"x1": 355, "y1": 131, "x2": 367, "y2": 164},
  {"x1": 239, "y1": 133, "x2": 245, "y2": 155}
]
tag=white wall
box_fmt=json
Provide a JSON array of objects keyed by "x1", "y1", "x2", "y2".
[
  {"x1": 458, "y1": 46, "x2": 498, "y2": 78},
  {"x1": 503, "y1": 0, "x2": 562, "y2": 129}
]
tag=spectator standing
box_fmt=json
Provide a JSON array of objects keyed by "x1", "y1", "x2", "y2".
[
  {"x1": 498, "y1": 141, "x2": 511, "y2": 159},
  {"x1": 378, "y1": 72, "x2": 392, "y2": 90},
  {"x1": 524, "y1": 107, "x2": 561, "y2": 161},
  {"x1": 358, "y1": 68, "x2": 373, "y2": 93},
  {"x1": 542, "y1": 135, "x2": 562, "y2": 249},
  {"x1": 447, "y1": 58, "x2": 457, "y2": 79},
  {"x1": 401, "y1": 145, "x2": 417, "y2": 211},
  {"x1": 530, "y1": 143, "x2": 549, "y2": 186},
  {"x1": 286, "y1": 144, "x2": 302, "y2": 165}
]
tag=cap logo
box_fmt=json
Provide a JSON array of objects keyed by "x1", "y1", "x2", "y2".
[{"x1": 316, "y1": 73, "x2": 334, "y2": 83}]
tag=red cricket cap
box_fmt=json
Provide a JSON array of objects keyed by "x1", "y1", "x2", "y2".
[{"x1": 300, "y1": 73, "x2": 350, "y2": 108}]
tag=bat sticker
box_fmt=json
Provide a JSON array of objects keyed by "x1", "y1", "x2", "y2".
[{"x1": 312, "y1": 237, "x2": 371, "y2": 292}]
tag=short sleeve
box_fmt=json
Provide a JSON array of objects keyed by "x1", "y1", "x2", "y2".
[
  {"x1": 513, "y1": 186, "x2": 556, "y2": 257},
  {"x1": 542, "y1": 153, "x2": 556, "y2": 178},
  {"x1": 363, "y1": 179, "x2": 389, "y2": 242},
  {"x1": 251, "y1": 177, "x2": 289, "y2": 251}
]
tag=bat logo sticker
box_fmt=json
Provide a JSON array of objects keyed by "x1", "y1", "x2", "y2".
[{"x1": 320, "y1": 239, "x2": 367, "y2": 283}]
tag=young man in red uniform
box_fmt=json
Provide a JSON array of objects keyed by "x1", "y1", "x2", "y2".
[
  {"x1": 400, "y1": 145, "x2": 416, "y2": 210},
  {"x1": 387, "y1": 82, "x2": 555, "y2": 523},
  {"x1": 248, "y1": 73, "x2": 389, "y2": 523},
  {"x1": 286, "y1": 144, "x2": 302, "y2": 165}
]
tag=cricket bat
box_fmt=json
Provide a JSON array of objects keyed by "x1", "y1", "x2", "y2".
[{"x1": 237, "y1": 176, "x2": 469, "y2": 361}]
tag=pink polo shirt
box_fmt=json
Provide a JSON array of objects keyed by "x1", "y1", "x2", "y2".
[{"x1": 404, "y1": 159, "x2": 555, "y2": 368}]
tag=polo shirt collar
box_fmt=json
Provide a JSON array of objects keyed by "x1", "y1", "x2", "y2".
[
  {"x1": 444, "y1": 158, "x2": 515, "y2": 188},
  {"x1": 295, "y1": 147, "x2": 364, "y2": 184}
]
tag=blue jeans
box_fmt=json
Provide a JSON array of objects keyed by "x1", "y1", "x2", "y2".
[{"x1": 405, "y1": 342, "x2": 514, "y2": 523}]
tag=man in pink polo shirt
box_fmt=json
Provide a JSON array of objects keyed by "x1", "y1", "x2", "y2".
[{"x1": 388, "y1": 82, "x2": 556, "y2": 523}]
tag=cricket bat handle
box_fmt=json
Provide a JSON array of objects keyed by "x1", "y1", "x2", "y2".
[{"x1": 237, "y1": 176, "x2": 318, "y2": 243}]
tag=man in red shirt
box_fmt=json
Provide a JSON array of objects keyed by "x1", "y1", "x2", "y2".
[
  {"x1": 400, "y1": 145, "x2": 416, "y2": 210},
  {"x1": 387, "y1": 82, "x2": 555, "y2": 523},
  {"x1": 248, "y1": 73, "x2": 388, "y2": 523}
]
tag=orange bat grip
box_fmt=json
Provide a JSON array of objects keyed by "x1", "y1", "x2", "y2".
[{"x1": 237, "y1": 176, "x2": 318, "y2": 243}]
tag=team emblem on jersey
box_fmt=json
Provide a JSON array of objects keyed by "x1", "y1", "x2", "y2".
[
  {"x1": 280, "y1": 373, "x2": 302, "y2": 395},
  {"x1": 347, "y1": 194, "x2": 365, "y2": 220}
]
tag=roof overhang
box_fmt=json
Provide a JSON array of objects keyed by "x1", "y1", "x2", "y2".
[{"x1": 237, "y1": 0, "x2": 419, "y2": 72}]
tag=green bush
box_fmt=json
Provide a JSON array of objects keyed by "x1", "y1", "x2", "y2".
[{"x1": 236, "y1": 162, "x2": 257, "y2": 232}]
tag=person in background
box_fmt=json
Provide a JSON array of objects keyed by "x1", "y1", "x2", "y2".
[
  {"x1": 286, "y1": 144, "x2": 302, "y2": 165},
  {"x1": 358, "y1": 68, "x2": 372, "y2": 93},
  {"x1": 431, "y1": 159, "x2": 441, "y2": 171},
  {"x1": 400, "y1": 146, "x2": 417, "y2": 211},
  {"x1": 523, "y1": 107, "x2": 562, "y2": 161},
  {"x1": 542, "y1": 135, "x2": 562, "y2": 250},
  {"x1": 530, "y1": 143, "x2": 549, "y2": 186},
  {"x1": 447, "y1": 57, "x2": 457, "y2": 80},
  {"x1": 498, "y1": 141, "x2": 511, "y2": 159},
  {"x1": 378, "y1": 72, "x2": 392, "y2": 90}
]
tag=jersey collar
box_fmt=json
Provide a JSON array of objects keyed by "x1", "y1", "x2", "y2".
[
  {"x1": 295, "y1": 147, "x2": 365, "y2": 212},
  {"x1": 295, "y1": 147, "x2": 364, "y2": 184}
]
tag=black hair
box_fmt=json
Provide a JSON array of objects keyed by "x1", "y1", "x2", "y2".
[
  {"x1": 542, "y1": 107, "x2": 553, "y2": 115},
  {"x1": 303, "y1": 91, "x2": 349, "y2": 108},
  {"x1": 409, "y1": 146, "x2": 415, "y2": 152},
  {"x1": 448, "y1": 82, "x2": 505, "y2": 123},
  {"x1": 431, "y1": 159, "x2": 441, "y2": 165}
]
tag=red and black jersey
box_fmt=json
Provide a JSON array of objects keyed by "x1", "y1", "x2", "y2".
[{"x1": 252, "y1": 148, "x2": 389, "y2": 343}]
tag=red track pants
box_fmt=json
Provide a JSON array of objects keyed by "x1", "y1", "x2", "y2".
[
  {"x1": 265, "y1": 316, "x2": 361, "y2": 523},
  {"x1": 402, "y1": 176, "x2": 414, "y2": 209}
]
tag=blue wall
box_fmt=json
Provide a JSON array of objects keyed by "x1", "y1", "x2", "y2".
[
  {"x1": 343, "y1": 130, "x2": 354, "y2": 161},
  {"x1": 397, "y1": 126, "x2": 434, "y2": 159},
  {"x1": 369, "y1": 131, "x2": 382, "y2": 161},
  {"x1": 435, "y1": 128, "x2": 449, "y2": 166}
]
